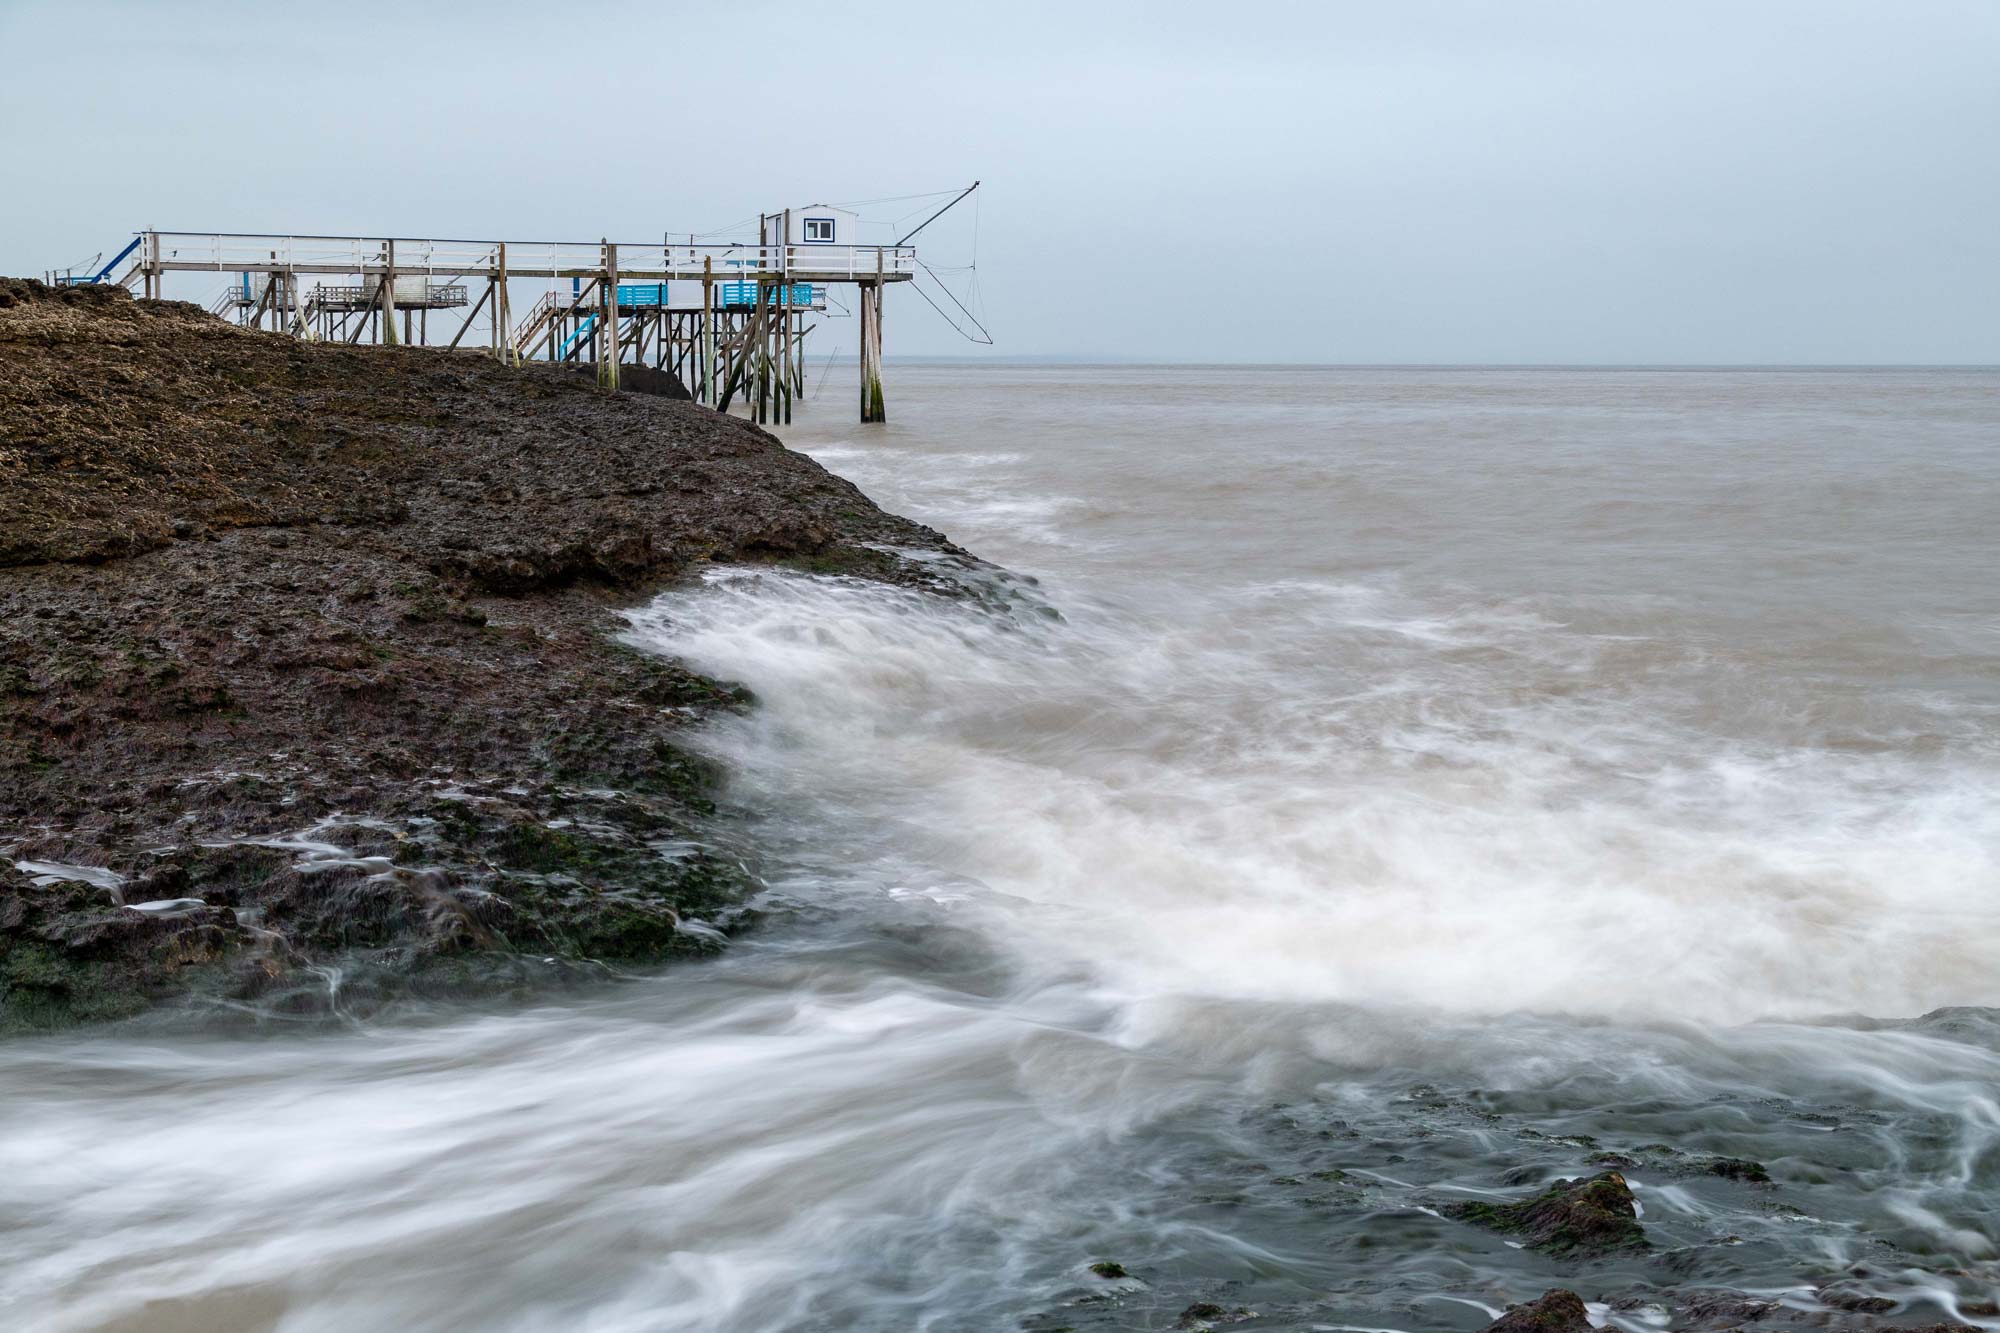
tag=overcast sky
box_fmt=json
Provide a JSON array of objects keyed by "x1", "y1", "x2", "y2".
[{"x1": 3, "y1": 0, "x2": 1994, "y2": 363}]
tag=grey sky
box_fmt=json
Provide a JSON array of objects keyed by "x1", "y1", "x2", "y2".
[{"x1": 3, "y1": 0, "x2": 1994, "y2": 363}]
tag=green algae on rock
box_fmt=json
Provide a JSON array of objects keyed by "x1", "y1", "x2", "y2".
[{"x1": 1447, "y1": 1171, "x2": 1648, "y2": 1256}]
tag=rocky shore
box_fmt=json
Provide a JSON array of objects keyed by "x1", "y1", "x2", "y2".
[
  {"x1": 4, "y1": 282, "x2": 1992, "y2": 1333},
  {"x1": 0, "y1": 277, "x2": 966, "y2": 1031}
]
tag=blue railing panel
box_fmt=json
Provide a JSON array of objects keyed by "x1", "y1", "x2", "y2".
[
  {"x1": 719, "y1": 282, "x2": 818, "y2": 307},
  {"x1": 615, "y1": 283, "x2": 670, "y2": 306},
  {"x1": 605, "y1": 281, "x2": 822, "y2": 308}
]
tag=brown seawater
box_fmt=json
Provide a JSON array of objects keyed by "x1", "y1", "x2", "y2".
[{"x1": 3, "y1": 367, "x2": 1996, "y2": 1330}]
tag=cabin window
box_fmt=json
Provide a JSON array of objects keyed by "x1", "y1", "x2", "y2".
[{"x1": 804, "y1": 217, "x2": 836, "y2": 242}]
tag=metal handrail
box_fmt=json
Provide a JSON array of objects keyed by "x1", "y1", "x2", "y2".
[
  {"x1": 310, "y1": 282, "x2": 468, "y2": 310},
  {"x1": 139, "y1": 232, "x2": 918, "y2": 280}
]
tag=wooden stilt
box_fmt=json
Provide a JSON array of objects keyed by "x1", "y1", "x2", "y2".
[
  {"x1": 496, "y1": 242, "x2": 512, "y2": 364},
  {"x1": 249, "y1": 255, "x2": 276, "y2": 329},
  {"x1": 381, "y1": 240, "x2": 399, "y2": 347},
  {"x1": 872, "y1": 256, "x2": 886, "y2": 422},
  {"x1": 599, "y1": 241, "x2": 619, "y2": 392},
  {"x1": 779, "y1": 291, "x2": 792, "y2": 424},
  {"x1": 447, "y1": 280, "x2": 494, "y2": 350},
  {"x1": 701, "y1": 257, "x2": 715, "y2": 405},
  {"x1": 778, "y1": 209, "x2": 792, "y2": 425},
  {"x1": 754, "y1": 280, "x2": 769, "y2": 423},
  {"x1": 858, "y1": 279, "x2": 885, "y2": 423},
  {"x1": 717, "y1": 299, "x2": 765, "y2": 413}
]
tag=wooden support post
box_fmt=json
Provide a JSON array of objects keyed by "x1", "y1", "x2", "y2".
[
  {"x1": 873, "y1": 252, "x2": 887, "y2": 422},
  {"x1": 701, "y1": 257, "x2": 715, "y2": 405},
  {"x1": 778, "y1": 208, "x2": 792, "y2": 424},
  {"x1": 381, "y1": 240, "x2": 399, "y2": 346},
  {"x1": 446, "y1": 280, "x2": 494, "y2": 350},
  {"x1": 778, "y1": 288, "x2": 791, "y2": 425},
  {"x1": 671, "y1": 314, "x2": 694, "y2": 384},
  {"x1": 496, "y1": 243, "x2": 512, "y2": 364},
  {"x1": 348, "y1": 288, "x2": 375, "y2": 345},
  {"x1": 249, "y1": 256, "x2": 276, "y2": 329},
  {"x1": 598, "y1": 242, "x2": 619, "y2": 392},
  {"x1": 717, "y1": 299, "x2": 765, "y2": 413},
  {"x1": 768, "y1": 289, "x2": 781, "y2": 424},
  {"x1": 754, "y1": 280, "x2": 769, "y2": 423},
  {"x1": 858, "y1": 280, "x2": 886, "y2": 423}
]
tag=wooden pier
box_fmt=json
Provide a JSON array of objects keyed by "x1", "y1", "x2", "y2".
[{"x1": 102, "y1": 207, "x2": 924, "y2": 423}]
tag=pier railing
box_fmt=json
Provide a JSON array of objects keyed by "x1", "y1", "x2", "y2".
[{"x1": 139, "y1": 232, "x2": 917, "y2": 282}]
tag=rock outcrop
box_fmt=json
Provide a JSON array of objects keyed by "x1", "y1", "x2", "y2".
[
  {"x1": 1478, "y1": 1289, "x2": 1594, "y2": 1333},
  {"x1": 1447, "y1": 1171, "x2": 1648, "y2": 1256},
  {"x1": 0, "y1": 278, "x2": 966, "y2": 1030}
]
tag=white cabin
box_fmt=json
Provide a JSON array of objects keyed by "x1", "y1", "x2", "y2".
[{"x1": 762, "y1": 205, "x2": 860, "y2": 249}]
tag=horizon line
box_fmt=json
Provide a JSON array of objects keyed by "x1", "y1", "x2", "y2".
[{"x1": 883, "y1": 356, "x2": 2000, "y2": 371}]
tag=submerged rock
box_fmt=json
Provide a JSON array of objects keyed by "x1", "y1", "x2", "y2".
[
  {"x1": 1477, "y1": 1289, "x2": 1593, "y2": 1333},
  {"x1": 1697, "y1": 1156, "x2": 1771, "y2": 1183},
  {"x1": 1447, "y1": 1171, "x2": 1648, "y2": 1255},
  {"x1": 1674, "y1": 1289, "x2": 1781, "y2": 1328},
  {"x1": 1594, "y1": 1143, "x2": 1774, "y2": 1184}
]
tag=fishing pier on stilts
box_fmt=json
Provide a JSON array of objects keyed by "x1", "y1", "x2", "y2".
[{"x1": 63, "y1": 189, "x2": 987, "y2": 423}]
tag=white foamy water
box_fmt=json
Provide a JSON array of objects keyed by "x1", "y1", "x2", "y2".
[{"x1": 3, "y1": 367, "x2": 1997, "y2": 1330}]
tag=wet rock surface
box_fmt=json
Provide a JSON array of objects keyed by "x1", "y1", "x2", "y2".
[
  {"x1": 575, "y1": 360, "x2": 694, "y2": 400},
  {"x1": 1014, "y1": 1060, "x2": 2000, "y2": 1331},
  {"x1": 1477, "y1": 1288, "x2": 1593, "y2": 1333},
  {"x1": 1446, "y1": 1171, "x2": 1649, "y2": 1256},
  {"x1": 0, "y1": 277, "x2": 968, "y2": 1030}
]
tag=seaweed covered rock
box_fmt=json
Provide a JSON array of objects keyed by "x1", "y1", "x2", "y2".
[
  {"x1": 0, "y1": 865, "x2": 247, "y2": 1032},
  {"x1": 1478, "y1": 1289, "x2": 1593, "y2": 1333},
  {"x1": 1448, "y1": 1171, "x2": 1648, "y2": 1256}
]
